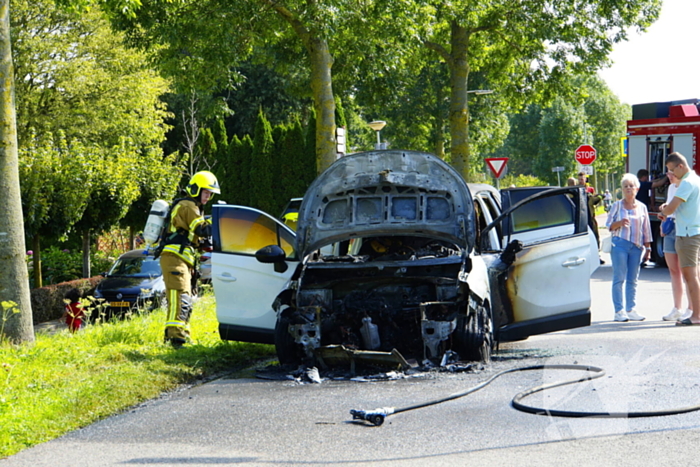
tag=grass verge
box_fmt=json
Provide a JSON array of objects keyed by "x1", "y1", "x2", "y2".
[{"x1": 0, "y1": 288, "x2": 275, "y2": 457}]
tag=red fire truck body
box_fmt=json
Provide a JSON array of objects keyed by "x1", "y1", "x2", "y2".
[{"x1": 626, "y1": 100, "x2": 700, "y2": 265}]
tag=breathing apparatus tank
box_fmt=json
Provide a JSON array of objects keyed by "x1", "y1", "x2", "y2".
[{"x1": 143, "y1": 199, "x2": 170, "y2": 249}]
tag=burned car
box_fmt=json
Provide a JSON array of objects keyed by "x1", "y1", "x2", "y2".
[{"x1": 211, "y1": 150, "x2": 597, "y2": 367}]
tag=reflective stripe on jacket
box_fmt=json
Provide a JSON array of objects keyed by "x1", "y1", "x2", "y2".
[{"x1": 162, "y1": 199, "x2": 204, "y2": 267}]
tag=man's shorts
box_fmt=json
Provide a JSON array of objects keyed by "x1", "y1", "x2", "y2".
[{"x1": 675, "y1": 234, "x2": 700, "y2": 268}]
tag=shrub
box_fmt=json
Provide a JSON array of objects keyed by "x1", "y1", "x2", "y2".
[
  {"x1": 30, "y1": 276, "x2": 104, "y2": 324},
  {"x1": 40, "y1": 247, "x2": 83, "y2": 285}
]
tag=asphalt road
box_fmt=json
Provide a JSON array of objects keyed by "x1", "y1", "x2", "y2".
[{"x1": 5, "y1": 234, "x2": 700, "y2": 466}]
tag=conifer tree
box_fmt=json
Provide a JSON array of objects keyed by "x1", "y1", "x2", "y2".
[{"x1": 250, "y1": 109, "x2": 275, "y2": 213}]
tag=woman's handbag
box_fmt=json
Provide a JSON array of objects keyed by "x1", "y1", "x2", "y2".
[
  {"x1": 662, "y1": 217, "x2": 676, "y2": 236},
  {"x1": 602, "y1": 201, "x2": 620, "y2": 254}
]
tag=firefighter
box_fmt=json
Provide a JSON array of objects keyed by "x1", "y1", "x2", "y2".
[{"x1": 160, "y1": 170, "x2": 220, "y2": 348}]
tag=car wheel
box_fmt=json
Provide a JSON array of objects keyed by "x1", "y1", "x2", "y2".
[
  {"x1": 454, "y1": 296, "x2": 493, "y2": 363},
  {"x1": 274, "y1": 311, "x2": 303, "y2": 366}
]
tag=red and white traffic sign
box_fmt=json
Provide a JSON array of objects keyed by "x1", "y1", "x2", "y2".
[
  {"x1": 485, "y1": 157, "x2": 508, "y2": 178},
  {"x1": 575, "y1": 144, "x2": 597, "y2": 165}
]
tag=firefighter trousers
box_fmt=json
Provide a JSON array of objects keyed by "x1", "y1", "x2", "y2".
[{"x1": 160, "y1": 252, "x2": 194, "y2": 342}]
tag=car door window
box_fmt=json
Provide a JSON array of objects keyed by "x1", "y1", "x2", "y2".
[
  {"x1": 475, "y1": 193, "x2": 502, "y2": 252},
  {"x1": 504, "y1": 191, "x2": 577, "y2": 245},
  {"x1": 217, "y1": 208, "x2": 296, "y2": 259}
]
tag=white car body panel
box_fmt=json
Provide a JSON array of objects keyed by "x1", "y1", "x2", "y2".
[
  {"x1": 507, "y1": 232, "x2": 592, "y2": 322},
  {"x1": 212, "y1": 251, "x2": 294, "y2": 333}
]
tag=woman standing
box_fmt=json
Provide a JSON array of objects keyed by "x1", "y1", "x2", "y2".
[
  {"x1": 661, "y1": 171, "x2": 692, "y2": 321},
  {"x1": 606, "y1": 173, "x2": 653, "y2": 322}
]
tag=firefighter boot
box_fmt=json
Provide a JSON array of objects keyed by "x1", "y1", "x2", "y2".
[{"x1": 165, "y1": 291, "x2": 193, "y2": 348}]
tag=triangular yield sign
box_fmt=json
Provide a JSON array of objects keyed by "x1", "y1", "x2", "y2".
[{"x1": 485, "y1": 157, "x2": 509, "y2": 178}]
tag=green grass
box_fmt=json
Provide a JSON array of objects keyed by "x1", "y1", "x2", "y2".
[{"x1": 0, "y1": 288, "x2": 275, "y2": 457}]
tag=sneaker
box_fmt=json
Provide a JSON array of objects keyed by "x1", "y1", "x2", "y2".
[
  {"x1": 614, "y1": 311, "x2": 629, "y2": 322},
  {"x1": 663, "y1": 308, "x2": 682, "y2": 321},
  {"x1": 626, "y1": 310, "x2": 646, "y2": 321},
  {"x1": 680, "y1": 309, "x2": 693, "y2": 321}
]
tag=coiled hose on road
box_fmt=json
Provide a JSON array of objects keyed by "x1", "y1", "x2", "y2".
[{"x1": 350, "y1": 364, "x2": 700, "y2": 426}]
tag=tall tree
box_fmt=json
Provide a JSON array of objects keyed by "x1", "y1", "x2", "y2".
[
  {"x1": 0, "y1": 0, "x2": 33, "y2": 343},
  {"x1": 15, "y1": 0, "x2": 173, "y2": 276},
  {"x1": 420, "y1": 0, "x2": 661, "y2": 180},
  {"x1": 72, "y1": 142, "x2": 141, "y2": 277},
  {"x1": 249, "y1": 108, "x2": 275, "y2": 214},
  {"x1": 19, "y1": 131, "x2": 94, "y2": 287},
  {"x1": 486, "y1": 75, "x2": 629, "y2": 185},
  {"x1": 534, "y1": 97, "x2": 587, "y2": 185},
  {"x1": 13, "y1": 0, "x2": 170, "y2": 149}
]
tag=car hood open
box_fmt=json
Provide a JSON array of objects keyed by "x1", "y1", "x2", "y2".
[{"x1": 295, "y1": 150, "x2": 476, "y2": 257}]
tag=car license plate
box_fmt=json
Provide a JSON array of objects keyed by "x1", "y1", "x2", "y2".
[{"x1": 109, "y1": 301, "x2": 130, "y2": 307}]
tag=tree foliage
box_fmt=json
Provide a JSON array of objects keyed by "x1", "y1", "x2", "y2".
[
  {"x1": 249, "y1": 109, "x2": 275, "y2": 214},
  {"x1": 487, "y1": 75, "x2": 630, "y2": 186},
  {"x1": 13, "y1": 0, "x2": 171, "y2": 150},
  {"x1": 14, "y1": 0, "x2": 177, "y2": 277},
  {"x1": 418, "y1": 0, "x2": 660, "y2": 179}
]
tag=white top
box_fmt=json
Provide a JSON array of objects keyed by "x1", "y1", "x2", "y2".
[{"x1": 666, "y1": 183, "x2": 678, "y2": 219}]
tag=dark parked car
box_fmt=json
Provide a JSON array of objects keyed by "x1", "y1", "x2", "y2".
[
  {"x1": 93, "y1": 249, "x2": 165, "y2": 315},
  {"x1": 210, "y1": 150, "x2": 597, "y2": 368}
]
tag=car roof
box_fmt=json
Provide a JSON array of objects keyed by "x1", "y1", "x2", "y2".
[
  {"x1": 468, "y1": 183, "x2": 499, "y2": 195},
  {"x1": 118, "y1": 249, "x2": 155, "y2": 259}
]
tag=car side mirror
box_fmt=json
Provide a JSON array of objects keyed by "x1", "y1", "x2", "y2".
[{"x1": 255, "y1": 245, "x2": 288, "y2": 273}]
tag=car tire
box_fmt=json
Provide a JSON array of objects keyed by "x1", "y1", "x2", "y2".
[
  {"x1": 274, "y1": 311, "x2": 302, "y2": 366},
  {"x1": 454, "y1": 296, "x2": 493, "y2": 363}
]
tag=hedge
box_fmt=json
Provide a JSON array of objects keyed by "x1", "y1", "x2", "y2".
[{"x1": 30, "y1": 276, "x2": 104, "y2": 324}]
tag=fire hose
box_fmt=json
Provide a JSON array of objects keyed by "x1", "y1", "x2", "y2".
[{"x1": 350, "y1": 364, "x2": 700, "y2": 426}]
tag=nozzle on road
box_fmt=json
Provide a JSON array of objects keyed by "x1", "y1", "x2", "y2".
[{"x1": 350, "y1": 407, "x2": 395, "y2": 426}]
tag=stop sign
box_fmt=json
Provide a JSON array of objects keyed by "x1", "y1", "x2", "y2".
[{"x1": 575, "y1": 144, "x2": 597, "y2": 165}]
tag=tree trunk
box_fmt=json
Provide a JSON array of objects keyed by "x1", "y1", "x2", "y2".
[
  {"x1": 261, "y1": 0, "x2": 337, "y2": 175},
  {"x1": 434, "y1": 83, "x2": 446, "y2": 159},
  {"x1": 129, "y1": 225, "x2": 135, "y2": 251},
  {"x1": 447, "y1": 21, "x2": 471, "y2": 181},
  {"x1": 308, "y1": 37, "x2": 336, "y2": 174},
  {"x1": 0, "y1": 0, "x2": 34, "y2": 343},
  {"x1": 82, "y1": 230, "x2": 91, "y2": 278},
  {"x1": 32, "y1": 234, "x2": 41, "y2": 288}
]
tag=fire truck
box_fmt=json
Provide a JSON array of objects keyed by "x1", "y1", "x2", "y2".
[{"x1": 626, "y1": 99, "x2": 700, "y2": 266}]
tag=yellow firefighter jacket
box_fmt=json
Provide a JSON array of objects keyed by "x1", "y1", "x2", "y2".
[{"x1": 161, "y1": 199, "x2": 209, "y2": 267}]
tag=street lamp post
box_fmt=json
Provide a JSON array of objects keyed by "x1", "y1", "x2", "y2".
[{"x1": 368, "y1": 120, "x2": 386, "y2": 150}]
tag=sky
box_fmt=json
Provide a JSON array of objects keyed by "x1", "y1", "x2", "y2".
[{"x1": 597, "y1": 0, "x2": 700, "y2": 106}]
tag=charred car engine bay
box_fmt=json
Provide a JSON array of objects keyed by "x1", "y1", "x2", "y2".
[{"x1": 273, "y1": 236, "x2": 491, "y2": 368}]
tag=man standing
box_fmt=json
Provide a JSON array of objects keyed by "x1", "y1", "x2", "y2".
[
  {"x1": 159, "y1": 171, "x2": 220, "y2": 347},
  {"x1": 660, "y1": 153, "x2": 700, "y2": 325},
  {"x1": 636, "y1": 168, "x2": 668, "y2": 211},
  {"x1": 577, "y1": 172, "x2": 595, "y2": 194}
]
